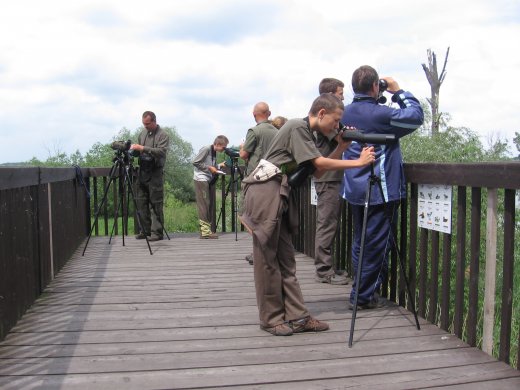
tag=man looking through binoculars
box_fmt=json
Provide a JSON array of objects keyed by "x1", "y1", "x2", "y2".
[{"x1": 340, "y1": 65, "x2": 424, "y2": 310}]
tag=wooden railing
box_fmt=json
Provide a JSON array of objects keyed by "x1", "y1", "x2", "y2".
[
  {"x1": 293, "y1": 162, "x2": 519, "y2": 369},
  {"x1": 1, "y1": 163, "x2": 518, "y2": 370},
  {"x1": 0, "y1": 167, "x2": 90, "y2": 340},
  {"x1": 0, "y1": 165, "x2": 243, "y2": 341}
]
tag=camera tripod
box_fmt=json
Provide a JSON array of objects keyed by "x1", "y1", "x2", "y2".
[
  {"x1": 82, "y1": 151, "x2": 166, "y2": 256},
  {"x1": 348, "y1": 163, "x2": 420, "y2": 347},
  {"x1": 216, "y1": 157, "x2": 243, "y2": 241}
]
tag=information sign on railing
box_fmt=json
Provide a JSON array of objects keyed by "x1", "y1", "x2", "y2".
[{"x1": 417, "y1": 184, "x2": 452, "y2": 234}]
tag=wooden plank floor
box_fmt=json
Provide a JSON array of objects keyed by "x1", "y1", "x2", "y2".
[{"x1": 1, "y1": 232, "x2": 519, "y2": 389}]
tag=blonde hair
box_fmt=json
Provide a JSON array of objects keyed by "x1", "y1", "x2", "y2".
[{"x1": 271, "y1": 116, "x2": 288, "y2": 129}]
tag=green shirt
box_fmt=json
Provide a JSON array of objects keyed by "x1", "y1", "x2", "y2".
[
  {"x1": 137, "y1": 125, "x2": 169, "y2": 169},
  {"x1": 313, "y1": 129, "x2": 343, "y2": 182},
  {"x1": 242, "y1": 120, "x2": 278, "y2": 176},
  {"x1": 265, "y1": 118, "x2": 321, "y2": 172}
]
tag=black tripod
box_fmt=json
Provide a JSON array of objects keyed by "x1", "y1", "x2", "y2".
[
  {"x1": 217, "y1": 157, "x2": 243, "y2": 241},
  {"x1": 82, "y1": 151, "x2": 158, "y2": 255},
  {"x1": 348, "y1": 163, "x2": 420, "y2": 347},
  {"x1": 109, "y1": 164, "x2": 171, "y2": 245}
]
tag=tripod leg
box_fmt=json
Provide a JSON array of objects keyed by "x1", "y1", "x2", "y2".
[
  {"x1": 82, "y1": 168, "x2": 118, "y2": 256},
  {"x1": 149, "y1": 201, "x2": 170, "y2": 240},
  {"x1": 216, "y1": 174, "x2": 233, "y2": 229},
  {"x1": 125, "y1": 168, "x2": 153, "y2": 255},
  {"x1": 387, "y1": 208, "x2": 421, "y2": 330},
  {"x1": 140, "y1": 169, "x2": 169, "y2": 240},
  {"x1": 109, "y1": 177, "x2": 124, "y2": 245},
  {"x1": 348, "y1": 178, "x2": 373, "y2": 347},
  {"x1": 232, "y1": 160, "x2": 242, "y2": 241},
  {"x1": 232, "y1": 175, "x2": 239, "y2": 241},
  {"x1": 374, "y1": 179, "x2": 421, "y2": 331}
]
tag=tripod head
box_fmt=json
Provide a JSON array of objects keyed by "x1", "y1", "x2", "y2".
[
  {"x1": 224, "y1": 157, "x2": 243, "y2": 180},
  {"x1": 111, "y1": 142, "x2": 138, "y2": 170},
  {"x1": 107, "y1": 144, "x2": 137, "y2": 180}
]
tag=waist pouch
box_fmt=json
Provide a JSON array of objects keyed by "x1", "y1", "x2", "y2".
[
  {"x1": 287, "y1": 161, "x2": 316, "y2": 188},
  {"x1": 139, "y1": 154, "x2": 155, "y2": 172}
]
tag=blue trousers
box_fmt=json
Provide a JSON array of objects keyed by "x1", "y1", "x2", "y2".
[{"x1": 350, "y1": 201, "x2": 399, "y2": 305}]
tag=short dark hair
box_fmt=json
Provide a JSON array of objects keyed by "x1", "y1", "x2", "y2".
[
  {"x1": 309, "y1": 93, "x2": 344, "y2": 116},
  {"x1": 352, "y1": 65, "x2": 378, "y2": 94},
  {"x1": 142, "y1": 111, "x2": 156, "y2": 122},
  {"x1": 318, "y1": 78, "x2": 344, "y2": 94}
]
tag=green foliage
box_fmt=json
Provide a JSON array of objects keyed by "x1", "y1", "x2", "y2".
[
  {"x1": 163, "y1": 127, "x2": 195, "y2": 202},
  {"x1": 28, "y1": 149, "x2": 84, "y2": 167},
  {"x1": 84, "y1": 142, "x2": 115, "y2": 167},
  {"x1": 401, "y1": 126, "x2": 512, "y2": 163},
  {"x1": 514, "y1": 131, "x2": 520, "y2": 159},
  {"x1": 163, "y1": 195, "x2": 198, "y2": 232},
  {"x1": 26, "y1": 124, "x2": 196, "y2": 203},
  {"x1": 401, "y1": 103, "x2": 512, "y2": 163},
  {"x1": 91, "y1": 191, "x2": 199, "y2": 234}
]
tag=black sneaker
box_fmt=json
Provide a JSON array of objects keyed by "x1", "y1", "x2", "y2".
[
  {"x1": 348, "y1": 295, "x2": 387, "y2": 310},
  {"x1": 135, "y1": 233, "x2": 148, "y2": 240},
  {"x1": 245, "y1": 254, "x2": 253, "y2": 265}
]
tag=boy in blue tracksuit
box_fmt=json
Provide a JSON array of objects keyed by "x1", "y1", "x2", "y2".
[{"x1": 341, "y1": 65, "x2": 424, "y2": 309}]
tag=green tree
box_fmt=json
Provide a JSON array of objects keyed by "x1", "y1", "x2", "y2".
[
  {"x1": 25, "y1": 124, "x2": 196, "y2": 202},
  {"x1": 162, "y1": 126, "x2": 194, "y2": 202},
  {"x1": 401, "y1": 126, "x2": 485, "y2": 162},
  {"x1": 402, "y1": 111, "x2": 512, "y2": 163},
  {"x1": 514, "y1": 131, "x2": 520, "y2": 159},
  {"x1": 84, "y1": 142, "x2": 114, "y2": 167}
]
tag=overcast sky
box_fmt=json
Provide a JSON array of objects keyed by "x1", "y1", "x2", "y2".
[{"x1": 1, "y1": 0, "x2": 518, "y2": 164}]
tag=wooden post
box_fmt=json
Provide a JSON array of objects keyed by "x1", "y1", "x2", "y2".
[
  {"x1": 482, "y1": 188, "x2": 497, "y2": 355},
  {"x1": 47, "y1": 182, "x2": 54, "y2": 280}
]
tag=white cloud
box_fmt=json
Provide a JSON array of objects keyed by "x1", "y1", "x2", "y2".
[{"x1": 0, "y1": 0, "x2": 519, "y2": 163}]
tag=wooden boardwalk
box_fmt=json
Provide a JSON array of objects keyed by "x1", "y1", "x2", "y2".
[{"x1": 1, "y1": 233, "x2": 519, "y2": 389}]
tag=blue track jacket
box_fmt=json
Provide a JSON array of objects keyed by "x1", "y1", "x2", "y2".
[{"x1": 341, "y1": 91, "x2": 424, "y2": 205}]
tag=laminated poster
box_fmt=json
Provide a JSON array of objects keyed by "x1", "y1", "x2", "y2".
[{"x1": 418, "y1": 184, "x2": 452, "y2": 234}]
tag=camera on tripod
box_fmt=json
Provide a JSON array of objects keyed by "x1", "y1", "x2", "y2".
[
  {"x1": 111, "y1": 140, "x2": 139, "y2": 160},
  {"x1": 224, "y1": 147, "x2": 240, "y2": 159},
  {"x1": 341, "y1": 126, "x2": 396, "y2": 145}
]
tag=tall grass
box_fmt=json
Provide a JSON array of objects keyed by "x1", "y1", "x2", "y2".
[{"x1": 91, "y1": 188, "x2": 236, "y2": 235}]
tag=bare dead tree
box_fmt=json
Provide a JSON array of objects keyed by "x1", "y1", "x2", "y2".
[{"x1": 422, "y1": 47, "x2": 449, "y2": 136}]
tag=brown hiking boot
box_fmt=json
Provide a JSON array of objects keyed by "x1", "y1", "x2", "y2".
[
  {"x1": 260, "y1": 323, "x2": 293, "y2": 336},
  {"x1": 135, "y1": 232, "x2": 148, "y2": 239},
  {"x1": 148, "y1": 234, "x2": 163, "y2": 241},
  {"x1": 290, "y1": 316, "x2": 329, "y2": 333}
]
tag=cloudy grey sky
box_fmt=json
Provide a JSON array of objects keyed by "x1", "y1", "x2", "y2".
[{"x1": 1, "y1": 0, "x2": 518, "y2": 164}]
